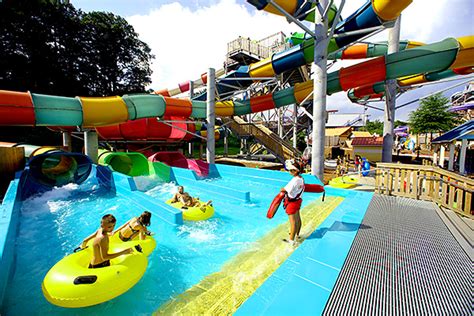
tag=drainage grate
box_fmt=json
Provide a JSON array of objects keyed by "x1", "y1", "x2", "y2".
[{"x1": 323, "y1": 195, "x2": 472, "y2": 315}]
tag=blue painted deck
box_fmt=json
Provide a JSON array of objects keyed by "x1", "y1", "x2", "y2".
[{"x1": 236, "y1": 189, "x2": 373, "y2": 316}]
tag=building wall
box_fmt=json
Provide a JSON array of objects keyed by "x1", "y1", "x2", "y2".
[{"x1": 353, "y1": 146, "x2": 383, "y2": 162}]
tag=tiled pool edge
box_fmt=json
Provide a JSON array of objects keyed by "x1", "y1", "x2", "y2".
[
  {"x1": 0, "y1": 174, "x2": 22, "y2": 307},
  {"x1": 235, "y1": 189, "x2": 374, "y2": 316}
]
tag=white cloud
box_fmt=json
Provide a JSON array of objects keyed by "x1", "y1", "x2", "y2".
[
  {"x1": 126, "y1": 0, "x2": 470, "y2": 121},
  {"x1": 127, "y1": 0, "x2": 301, "y2": 89}
]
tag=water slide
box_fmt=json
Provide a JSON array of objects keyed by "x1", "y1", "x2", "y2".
[
  {"x1": 325, "y1": 38, "x2": 474, "y2": 103},
  {"x1": 1, "y1": 1, "x2": 472, "y2": 139},
  {"x1": 148, "y1": 151, "x2": 210, "y2": 177},
  {"x1": 21, "y1": 149, "x2": 93, "y2": 197},
  {"x1": 98, "y1": 150, "x2": 173, "y2": 181},
  {"x1": 0, "y1": 36, "x2": 472, "y2": 130},
  {"x1": 0, "y1": 0, "x2": 409, "y2": 129}
]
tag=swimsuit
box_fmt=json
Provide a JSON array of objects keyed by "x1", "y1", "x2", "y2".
[
  {"x1": 284, "y1": 187, "x2": 304, "y2": 215},
  {"x1": 88, "y1": 260, "x2": 110, "y2": 269},
  {"x1": 119, "y1": 221, "x2": 141, "y2": 242}
]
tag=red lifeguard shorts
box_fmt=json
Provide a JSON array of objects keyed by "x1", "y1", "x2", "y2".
[{"x1": 284, "y1": 198, "x2": 302, "y2": 215}]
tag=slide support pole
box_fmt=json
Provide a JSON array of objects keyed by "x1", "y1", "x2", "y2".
[
  {"x1": 311, "y1": 0, "x2": 329, "y2": 180},
  {"x1": 206, "y1": 68, "x2": 216, "y2": 164},
  {"x1": 85, "y1": 130, "x2": 98, "y2": 164},
  {"x1": 382, "y1": 16, "x2": 401, "y2": 162}
]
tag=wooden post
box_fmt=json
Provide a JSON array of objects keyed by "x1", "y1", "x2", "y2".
[
  {"x1": 448, "y1": 142, "x2": 455, "y2": 171},
  {"x1": 0, "y1": 147, "x2": 25, "y2": 196}
]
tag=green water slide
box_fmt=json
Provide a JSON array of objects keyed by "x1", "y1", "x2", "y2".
[{"x1": 98, "y1": 150, "x2": 172, "y2": 182}]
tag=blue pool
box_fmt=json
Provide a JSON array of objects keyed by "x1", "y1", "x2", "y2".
[{"x1": 2, "y1": 167, "x2": 328, "y2": 315}]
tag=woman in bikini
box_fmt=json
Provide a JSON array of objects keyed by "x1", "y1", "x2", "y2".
[{"x1": 113, "y1": 211, "x2": 152, "y2": 242}]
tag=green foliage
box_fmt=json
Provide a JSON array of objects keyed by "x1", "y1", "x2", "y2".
[
  {"x1": 394, "y1": 120, "x2": 407, "y2": 128},
  {"x1": 408, "y1": 94, "x2": 459, "y2": 134},
  {"x1": 362, "y1": 120, "x2": 384, "y2": 135},
  {"x1": 0, "y1": 0, "x2": 153, "y2": 96}
]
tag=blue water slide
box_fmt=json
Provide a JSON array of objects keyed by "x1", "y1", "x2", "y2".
[
  {"x1": 20, "y1": 151, "x2": 93, "y2": 200},
  {"x1": 333, "y1": 1, "x2": 381, "y2": 47},
  {"x1": 272, "y1": 45, "x2": 307, "y2": 74}
]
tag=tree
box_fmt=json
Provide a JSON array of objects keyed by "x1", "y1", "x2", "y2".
[
  {"x1": 0, "y1": 0, "x2": 154, "y2": 144},
  {"x1": 0, "y1": 0, "x2": 154, "y2": 97},
  {"x1": 409, "y1": 94, "x2": 459, "y2": 135},
  {"x1": 362, "y1": 120, "x2": 383, "y2": 136},
  {"x1": 394, "y1": 120, "x2": 407, "y2": 128}
]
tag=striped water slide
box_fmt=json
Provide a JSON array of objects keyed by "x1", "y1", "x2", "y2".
[
  {"x1": 331, "y1": 36, "x2": 474, "y2": 103},
  {"x1": 191, "y1": 0, "x2": 411, "y2": 101},
  {"x1": 0, "y1": 0, "x2": 414, "y2": 138}
]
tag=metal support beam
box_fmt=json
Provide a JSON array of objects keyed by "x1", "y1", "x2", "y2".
[
  {"x1": 382, "y1": 16, "x2": 401, "y2": 163},
  {"x1": 311, "y1": 0, "x2": 329, "y2": 180},
  {"x1": 62, "y1": 131, "x2": 72, "y2": 151},
  {"x1": 396, "y1": 78, "x2": 474, "y2": 110},
  {"x1": 439, "y1": 144, "x2": 445, "y2": 167},
  {"x1": 84, "y1": 130, "x2": 98, "y2": 164},
  {"x1": 189, "y1": 80, "x2": 194, "y2": 99},
  {"x1": 459, "y1": 139, "x2": 468, "y2": 174},
  {"x1": 293, "y1": 103, "x2": 298, "y2": 148},
  {"x1": 223, "y1": 129, "x2": 228, "y2": 157},
  {"x1": 448, "y1": 142, "x2": 455, "y2": 171},
  {"x1": 206, "y1": 68, "x2": 216, "y2": 164}
]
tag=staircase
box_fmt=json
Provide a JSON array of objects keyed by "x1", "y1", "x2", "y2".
[
  {"x1": 224, "y1": 116, "x2": 300, "y2": 162},
  {"x1": 282, "y1": 65, "x2": 310, "y2": 86}
]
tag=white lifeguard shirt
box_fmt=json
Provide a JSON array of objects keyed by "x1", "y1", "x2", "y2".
[{"x1": 284, "y1": 176, "x2": 305, "y2": 199}]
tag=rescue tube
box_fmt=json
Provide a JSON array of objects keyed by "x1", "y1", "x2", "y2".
[
  {"x1": 267, "y1": 192, "x2": 286, "y2": 219},
  {"x1": 329, "y1": 176, "x2": 358, "y2": 189},
  {"x1": 304, "y1": 184, "x2": 325, "y2": 193},
  {"x1": 166, "y1": 199, "x2": 214, "y2": 221},
  {"x1": 42, "y1": 236, "x2": 155, "y2": 308}
]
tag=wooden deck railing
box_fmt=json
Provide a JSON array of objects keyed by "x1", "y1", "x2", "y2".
[{"x1": 376, "y1": 163, "x2": 473, "y2": 217}]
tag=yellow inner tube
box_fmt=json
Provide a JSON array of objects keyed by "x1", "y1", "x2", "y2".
[
  {"x1": 42, "y1": 235, "x2": 156, "y2": 308},
  {"x1": 166, "y1": 199, "x2": 215, "y2": 221},
  {"x1": 329, "y1": 176, "x2": 359, "y2": 189}
]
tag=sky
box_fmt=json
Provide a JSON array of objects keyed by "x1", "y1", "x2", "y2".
[{"x1": 72, "y1": 0, "x2": 474, "y2": 121}]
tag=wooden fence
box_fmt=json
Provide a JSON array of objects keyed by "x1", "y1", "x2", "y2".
[
  {"x1": 0, "y1": 147, "x2": 25, "y2": 198},
  {"x1": 376, "y1": 163, "x2": 473, "y2": 217}
]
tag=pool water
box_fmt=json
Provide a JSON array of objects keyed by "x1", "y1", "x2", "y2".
[{"x1": 3, "y1": 173, "x2": 325, "y2": 315}]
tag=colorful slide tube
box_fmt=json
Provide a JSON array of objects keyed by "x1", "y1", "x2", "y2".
[
  {"x1": 148, "y1": 151, "x2": 210, "y2": 178},
  {"x1": 0, "y1": 36, "x2": 472, "y2": 130},
  {"x1": 192, "y1": 0, "x2": 411, "y2": 101},
  {"x1": 0, "y1": 0, "x2": 411, "y2": 129},
  {"x1": 18, "y1": 150, "x2": 93, "y2": 199},
  {"x1": 154, "y1": 68, "x2": 225, "y2": 97},
  {"x1": 348, "y1": 66, "x2": 474, "y2": 104},
  {"x1": 98, "y1": 150, "x2": 173, "y2": 182},
  {"x1": 328, "y1": 38, "x2": 474, "y2": 103}
]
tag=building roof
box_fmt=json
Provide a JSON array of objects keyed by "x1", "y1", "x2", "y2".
[
  {"x1": 432, "y1": 120, "x2": 474, "y2": 143},
  {"x1": 351, "y1": 131, "x2": 372, "y2": 138},
  {"x1": 325, "y1": 127, "x2": 352, "y2": 137},
  {"x1": 352, "y1": 136, "x2": 383, "y2": 146},
  {"x1": 326, "y1": 113, "x2": 367, "y2": 127}
]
